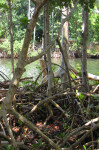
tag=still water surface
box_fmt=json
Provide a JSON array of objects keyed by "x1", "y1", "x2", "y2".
[{"x1": 0, "y1": 58, "x2": 99, "y2": 81}]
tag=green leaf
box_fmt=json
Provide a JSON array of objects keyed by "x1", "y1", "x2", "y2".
[
  {"x1": 18, "y1": 120, "x2": 23, "y2": 125},
  {"x1": 92, "y1": 95, "x2": 99, "y2": 100},
  {"x1": 0, "y1": 3, "x2": 9, "y2": 10},
  {"x1": 83, "y1": 145, "x2": 87, "y2": 150}
]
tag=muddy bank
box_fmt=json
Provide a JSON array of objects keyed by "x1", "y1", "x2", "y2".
[
  {"x1": 73, "y1": 51, "x2": 99, "y2": 59},
  {"x1": 0, "y1": 50, "x2": 99, "y2": 59},
  {"x1": 0, "y1": 38, "x2": 99, "y2": 59},
  {"x1": 0, "y1": 51, "x2": 19, "y2": 58}
]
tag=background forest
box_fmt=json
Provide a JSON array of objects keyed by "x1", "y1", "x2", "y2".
[
  {"x1": 0, "y1": 0, "x2": 99, "y2": 56},
  {"x1": 0, "y1": 0, "x2": 99, "y2": 150}
]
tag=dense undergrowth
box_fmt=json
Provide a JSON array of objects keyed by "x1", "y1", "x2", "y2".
[{"x1": 0, "y1": 76, "x2": 99, "y2": 150}]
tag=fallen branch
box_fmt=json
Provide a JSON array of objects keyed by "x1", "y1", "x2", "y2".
[
  {"x1": 1, "y1": 107, "x2": 19, "y2": 150},
  {"x1": 88, "y1": 73, "x2": 99, "y2": 81},
  {"x1": 0, "y1": 71, "x2": 10, "y2": 81},
  {"x1": 61, "y1": 117, "x2": 99, "y2": 147},
  {"x1": 69, "y1": 123, "x2": 99, "y2": 149},
  {"x1": 29, "y1": 91, "x2": 99, "y2": 114},
  {"x1": 9, "y1": 107, "x2": 61, "y2": 150}
]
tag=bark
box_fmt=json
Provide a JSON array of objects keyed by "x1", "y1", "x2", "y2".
[
  {"x1": 33, "y1": 26, "x2": 36, "y2": 49},
  {"x1": 43, "y1": 0, "x2": 53, "y2": 123},
  {"x1": 56, "y1": 38, "x2": 72, "y2": 91},
  {"x1": 4, "y1": 0, "x2": 47, "y2": 109},
  {"x1": 28, "y1": 0, "x2": 31, "y2": 19},
  {"x1": 57, "y1": 7, "x2": 71, "y2": 90},
  {"x1": 40, "y1": 59, "x2": 47, "y2": 78},
  {"x1": 7, "y1": 0, "x2": 14, "y2": 76},
  {"x1": 82, "y1": 4, "x2": 89, "y2": 92},
  {"x1": 40, "y1": 2, "x2": 79, "y2": 84},
  {"x1": 1, "y1": 106, "x2": 19, "y2": 150},
  {"x1": 43, "y1": 0, "x2": 54, "y2": 96}
]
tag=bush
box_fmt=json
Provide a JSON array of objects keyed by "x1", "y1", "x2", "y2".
[{"x1": 1, "y1": 39, "x2": 24, "y2": 55}]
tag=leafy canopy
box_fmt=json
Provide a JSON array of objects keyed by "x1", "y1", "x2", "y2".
[{"x1": 50, "y1": 0, "x2": 96, "y2": 10}]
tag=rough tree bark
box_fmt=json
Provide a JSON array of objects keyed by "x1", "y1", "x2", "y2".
[
  {"x1": 57, "y1": 7, "x2": 72, "y2": 90},
  {"x1": 43, "y1": 0, "x2": 54, "y2": 123},
  {"x1": 7, "y1": 0, "x2": 14, "y2": 77},
  {"x1": 82, "y1": 3, "x2": 89, "y2": 92},
  {"x1": 43, "y1": 0, "x2": 54, "y2": 96},
  {"x1": 4, "y1": 0, "x2": 47, "y2": 108}
]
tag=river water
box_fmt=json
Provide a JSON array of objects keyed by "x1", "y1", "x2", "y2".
[{"x1": 0, "y1": 58, "x2": 99, "y2": 81}]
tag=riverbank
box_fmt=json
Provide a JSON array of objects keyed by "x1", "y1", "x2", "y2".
[
  {"x1": 0, "y1": 50, "x2": 99, "y2": 59},
  {"x1": 0, "y1": 39, "x2": 99, "y2": 59}
]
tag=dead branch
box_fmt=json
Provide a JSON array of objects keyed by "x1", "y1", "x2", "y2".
[
  {"x1": 9, "y1": 107, "x2": 61, "y2": 150},
  {"x1": 0, "y1": 71, "x2": 10, "y2": 80},
  {"x1": 92, "y1": 84, "x2": 99, "y2": 93},
  {"x1": 1, "y1": 107, "x2": 19, "y2": 150},
  {"x1": 0, "y1": 133, "x2": 11, "y2": 143},
  {"x1": 61, "y1": 117, "x2": 99, "y2": 147},
  {"x1": 69, "y1": 123, "x2": 99, "y2": 149}
]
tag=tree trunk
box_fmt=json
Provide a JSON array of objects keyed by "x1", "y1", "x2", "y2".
[
  {"x1": 4, "y1": 0, "x2": 47, "y2": 109},
  {"x1": 7, "y1": 0, "x2": 14, "y2": 77},
  {"x1": 58, "y1": 7, "x2": 71, "y2": 90},
  {"x1": 33, "y1": 26, "x2": 36, "y2": 49},
  {"x1": 43, "y1": 0, "x2": 54, "y2": 96},
  {"x1": 82, "y1": 4, "x2": 89, "y2": 92}
]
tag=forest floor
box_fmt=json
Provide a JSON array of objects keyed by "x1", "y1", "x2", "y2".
[{"x1": 0, "y1": 77, "x2": 99, "y2": 150}]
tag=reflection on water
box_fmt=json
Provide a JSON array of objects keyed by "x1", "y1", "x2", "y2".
[{"x1": 0, "y1": 58, "x2": 99, "y2": 81}]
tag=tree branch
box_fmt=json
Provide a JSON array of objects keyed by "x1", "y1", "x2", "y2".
[{"x1": 9, "y1": 107, "x2": 61, "y2": 150}]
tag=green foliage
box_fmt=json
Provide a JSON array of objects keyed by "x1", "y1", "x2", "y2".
[
  {"x1": 76, "y1": 90, "x2": 87, "y2": 113},
  {"x1": 76, "y1": 90, "x2": 84, "y2": 101},
  {"x1": 6, "y1": 144, "x2": 14, "y2": 150},
  {"x1": 20, "y1": 17, "x2": 29, "y2": 28},
  {"x1": 87, "y1": 47, "x2": 98, "y2": 55},
  {"x1": 92, "y1": 94, "x2": 99, "y2": 100},
  {"x1": 50, "y1": 0, "x2": 96, "y2": 10},
  {"x1": 83, "y1": 145, "x2": 87, "y2": 150},
  {"x1": 79, "y1": 0, "x2": 96, "y2": 10},
  {"x1": 88, "y1": 6, "x2": 99, "y2": 42},
  {"x1": 52, "y1": 64, "x2": 58, "y2": 72},
  {"x1": 57, "y1": 132, "x2": 65, "y2": 138},
  {"x1": 22, "y1": 80, "x2": 39, "y2": 91},
  {"x1": 0, "y1": 2, "x2": 9, "y2": 10},
  {"x1": 0, "y1": 39, "x2": 23, "y2": 55},
  {"x1": 14, "y1": 39, "x2": 23, "y2": 54},
  {"x1": 50, "y1": 0, "x2": 72, "y2": 9},
  {"x1": 76, "y1": 63, "x2": 82, "y2": 76},
  {"x1": 71, "y1": 43, "x2": 78, "y2": 51},
  {"x1": 18, "y1": 120, "x2": 23, "y2": 125},
  {"x1": 94, "y1": 15, "x2": 99, "y2": 41},
  {"x1": 0, "y1": 39, "x2": 10, "y2": 51},
  {"x1": 78, "y1": 92, "x2": 84, "y2": 101},
  {"x1": 32, "y1": 139, "x2": 43, "y2": 149},
  {"x1": 71, "y1": 73, "x2": 76, "y2": 79}
]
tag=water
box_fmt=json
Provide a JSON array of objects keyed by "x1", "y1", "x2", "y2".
[
  {"x1": 69, "y1": 58, "x2": 99, "y2": 75},
  {"x1": 0, "y1": 58, "x2": 99, "y2": 81},
  {"x1": 0, "y1": 59, "x2": 41, "y2": 81},
  {"x1": 53, "y1": 58, "x2": 99, "y2": 73}
]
